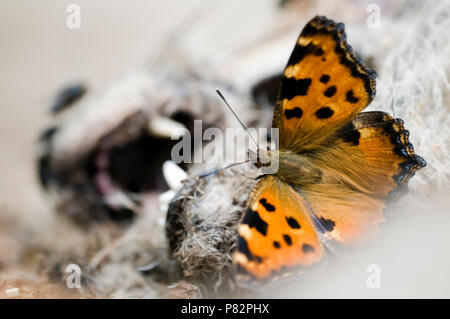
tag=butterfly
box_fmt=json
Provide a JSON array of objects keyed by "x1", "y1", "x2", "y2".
[{"x1": 232, "y1": 16, "x2": 426, "y2": 287}]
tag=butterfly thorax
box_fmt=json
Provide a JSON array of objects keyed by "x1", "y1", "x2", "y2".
[
  {"x1": 250, "y1": 148, "x2": 322, "y2": 188},
  {"x1": 277, "y1": 150, "x2": 324, "y2": 187}
]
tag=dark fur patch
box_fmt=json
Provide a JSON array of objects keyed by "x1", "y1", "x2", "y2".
[
  {"x1": 51, "y1": 84, "x2": 87, "y2": 114},
  {"x1": 39, "y1": 126, "x2": 59, "y2": 142},
  {"x1": 242, "y1": 208, "x2": 268, "y2": 236},
  {"x1": 315, "y1": 107, "x2": 334, "y2": 119}
]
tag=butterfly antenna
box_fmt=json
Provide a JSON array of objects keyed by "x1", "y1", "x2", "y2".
[
  {"x1": 216, "y1": 89, "x2": 260, "y2": 151},
  {"x1": 197, "y1": 160, "x2": 250, "y2": 179}
]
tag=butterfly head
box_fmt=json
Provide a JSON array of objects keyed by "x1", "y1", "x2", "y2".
[{"x1": 248, "y1": 148, "x2": 274, "y2": 168}]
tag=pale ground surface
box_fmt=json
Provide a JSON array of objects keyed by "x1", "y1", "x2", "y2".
[
  {"x1": 0, "y1": 0, "x2": 200, "y2": 298},
  {"x1": 0, "y1": 0, "x2": 449, "y2": 298}
]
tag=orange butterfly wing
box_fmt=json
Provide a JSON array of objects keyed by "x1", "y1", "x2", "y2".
[
  {"x1": 336, "y1": 111, "x2": 426, "y2": 199},
  {"x1": 303, "y1": 111, "x2": 426, "y2": 246},
  {"x1": 272, "y1": 16, "x2": 376, "y2": 150},
  {"x1": 233, "y1": 175, "x2": 325, "y2": 286}
]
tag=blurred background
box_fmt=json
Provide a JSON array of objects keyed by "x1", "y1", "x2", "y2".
[{"x1": 0, "y1": 0, "x2": 449, "y2": 298}]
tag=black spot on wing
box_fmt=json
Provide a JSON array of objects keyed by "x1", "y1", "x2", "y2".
[
  {"x1": 315, "y1": 107, "x2": 334, "y2": 119},
  {"x1": 283, "y1": 234, "x2": 292, "y2": 246},
  {"x1": 286, "y1": 43, "x2": 324, "y2": 67},
  {"x1": 324, "y1": 85, "x2": 337, "y2": 97},
  {"x1": 280, "y1": 78, "x2": 312, "y2": 100},
  {"x1": 259, "y1": 198, "x2": 276, "y2": 212},
  {"x1": 285, "y1": 216, "x2": 301, "y2": 229},
  {"x1": 238, "y1": 236, "x2": 263, "y2": 263},
  {"x1": 319, "y1": 74, "x2": 330, "y2": 84},
  {"x1": 242, "y1": 208, "x2": 268, "y2": 236},
  {"x1": 302, "y1": 243, "x2": 315, "y2": 254},
  {"x1": 337, "y1": 121, "x2": 360, "y2": 145},
  {"x1": 342, "y1": 130, "x2": 361, "y2": 145},
  {"x1": 284, "y1": 107, "x2": 303, "y2": 120},
  {"x1": 273, "y1": 241, "x2": 281, "y2": 249},
  {"x1": 314, "y1": 47, "x2": 324, "y2": 56},
  {"x1": 286, "y1": 43, "x2": 314, "y2": 66},
  {"x1": 334, "y1": 112, "x2": 426, "y2": 202},
  {"x1": 345, "y1": 90, "x2": 359, "y2": 103}
]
